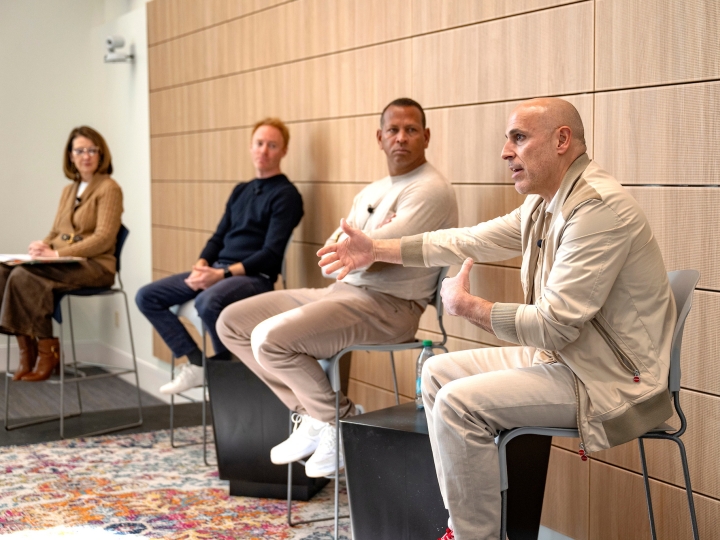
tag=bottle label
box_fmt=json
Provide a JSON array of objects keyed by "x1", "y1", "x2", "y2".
[{"x1": 416, "y1": 377, "x2": 422, "y2": 396}]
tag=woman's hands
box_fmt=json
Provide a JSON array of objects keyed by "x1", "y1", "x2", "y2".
[{"x1": 28, "y1": 241, "x2": 58, "y2": 259}]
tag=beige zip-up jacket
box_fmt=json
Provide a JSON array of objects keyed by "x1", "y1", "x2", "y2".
[{"x1": 401, "y1": 154, "x2": 675, "y2": 453}]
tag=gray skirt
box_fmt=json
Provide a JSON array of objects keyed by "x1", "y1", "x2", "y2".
[{"x1": 0, "y1": 260, "x2": 114, "y2": 339}]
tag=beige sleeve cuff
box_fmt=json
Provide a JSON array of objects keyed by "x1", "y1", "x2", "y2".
[
  {"x1": 490, "y1": 302, "x2": 522, "y2": 344},
  {"x1": 400, "y1": 234, "x2": 426, "y2": 267}
]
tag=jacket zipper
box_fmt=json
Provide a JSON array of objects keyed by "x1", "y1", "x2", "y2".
[
  {"x1": 572, "y1": 373, "x2": 589, "y2": 461},
  {"x1": 590, "y1": 318, "x2": 641, "y2": 383}
]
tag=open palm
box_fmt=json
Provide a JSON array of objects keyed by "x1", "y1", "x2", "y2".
[{"x1": 317, "y1": 219, "x2": 375, "y2": 280}]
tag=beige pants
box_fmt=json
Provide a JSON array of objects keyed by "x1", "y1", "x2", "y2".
[
  {"x1": 422, "y1": 346, "x2": 578, "y2": 540},
  {"x1": 216, "y1": 281, "x2": 423, "y2": 424}
]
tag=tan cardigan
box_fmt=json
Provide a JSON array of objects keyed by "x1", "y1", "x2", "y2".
[{"x1": 44, "y1": 175, "x2": 124, "y2": 275}]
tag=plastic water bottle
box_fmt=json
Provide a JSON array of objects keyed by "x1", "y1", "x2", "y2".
[{"x1": 415, "y1": 339, "x2": 434, "y2": 410}]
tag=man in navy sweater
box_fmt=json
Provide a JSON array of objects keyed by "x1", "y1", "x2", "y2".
[{"x1": 137, "y1": 118, "x2": 303, "y2": 395}]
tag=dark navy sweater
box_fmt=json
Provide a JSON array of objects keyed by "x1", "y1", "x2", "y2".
[{"x1": 199, "y1": 174, "x2": 303, "y2": 281}]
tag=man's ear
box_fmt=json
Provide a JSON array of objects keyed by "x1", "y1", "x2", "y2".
[
  {"x1": 424, "y1": 127, "x2": 431, "y2": 148},
  {"x1": 556, "y1": 126, "x2": 572, "y2": 155},
  {"x1": 376, "y1": 128, "x2": 383, "y2": 149}
]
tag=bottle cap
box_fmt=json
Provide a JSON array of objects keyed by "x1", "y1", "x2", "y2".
[{"x1": 422, "y1": 339, "x2": 433, "y2": 347}]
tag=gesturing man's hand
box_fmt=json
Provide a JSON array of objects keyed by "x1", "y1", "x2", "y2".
[
  {"x1": 441, "y1": 258, "x2": 475, "y2": 317},
  {"x1": 317, "y1": 219, "x2": 376, "y2": 280}
]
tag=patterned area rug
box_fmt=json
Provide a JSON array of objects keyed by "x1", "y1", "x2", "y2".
[{"x1": 0, "y1": 427, "x2": 350, "y2": 539}]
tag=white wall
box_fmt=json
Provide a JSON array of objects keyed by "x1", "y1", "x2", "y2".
[{"x1": 0, "y1": 0, "x2": 165, "y2": 392}]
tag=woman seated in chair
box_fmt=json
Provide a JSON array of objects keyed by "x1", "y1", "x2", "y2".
[{"x1": 0, "y1": 126, "x2": 122, "y2": 382}]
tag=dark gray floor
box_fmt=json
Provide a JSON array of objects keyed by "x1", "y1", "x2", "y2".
[{"x1": 0, "y1": 368, "x2": 207, "y2": 447}]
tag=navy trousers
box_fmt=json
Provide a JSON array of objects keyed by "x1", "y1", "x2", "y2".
[{"x1": 136, "y1": 271, "x2": 273, "y2": 363}]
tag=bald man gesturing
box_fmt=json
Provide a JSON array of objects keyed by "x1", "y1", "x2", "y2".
[{"x1": 319, "y1": 98, "x2": 675, "y2": 540}]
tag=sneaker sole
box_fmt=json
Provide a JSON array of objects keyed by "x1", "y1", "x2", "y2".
[{"x1": 270, "y1": 447, "x2": 318, "y2": 466}]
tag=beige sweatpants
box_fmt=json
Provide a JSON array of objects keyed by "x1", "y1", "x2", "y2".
[
  {"x1": 422, "y1": 346, "x2": 578, "y2": 540},
  {"x1": 216, "y1": 281, "x2": 423, "y2": 424}
]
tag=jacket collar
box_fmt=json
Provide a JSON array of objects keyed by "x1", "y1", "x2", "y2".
[{"x1": 75, "y1": 174, "x2": 108, "y2": 206}]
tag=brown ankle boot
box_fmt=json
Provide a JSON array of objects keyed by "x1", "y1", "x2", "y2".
[
  {"x1": 12, "y1": 334, "x2": 38, "y2": 381},
  {"x1": 21, "y1": 338, "x2": 60, "y2": 382}
]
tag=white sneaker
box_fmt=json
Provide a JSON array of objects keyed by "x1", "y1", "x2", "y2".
[
  {"x1": 159, "y1": 363, "x2": 204, "y2": 395},
  {"x1": 303, "y1": 404, "x2": 364, "y2": 478},
  {"x1": 305, "y1": 423, "x2": 342, "y2": 478},
  {"x1": 270, "y1": 413, "x2": 328, "y2": 465}
]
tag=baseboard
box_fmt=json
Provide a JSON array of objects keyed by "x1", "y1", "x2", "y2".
[{"x1": 0, "y1": 339, "x2": 205, "y2": 404}]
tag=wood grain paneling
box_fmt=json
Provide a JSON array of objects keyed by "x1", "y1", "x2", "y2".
[
  {"x1": 594, "y1": 82, "x2": 720, "y2": 186},
  {"x1": 150, "y1": 40, "x2": 412, "y2": 135},
  {"x1": 682, "y1": 291, "x2": 720, "y2": 396},
  {"x1": 152, "y1": 226, "x2": 211, "y2": 274},
  {"x1": 151, "y1": 128, "x2": 255, "y2": 181},
  {"x1": 540, "y1": 447, "x2": 590, "y2": 540},
  {"x1": 285, "y1": 116, "x2": 388, "y2": 183},
  {"x1": 412, "y1": 2, "x2": 593, "y2": 108},
  {"x1": 152, "y1": 182, "x2": 234, "y2": 231},
  {"x1": 147, "y1": 0, "x2": 289, "y2": 46},
  {"x1": 589, "y1": 459, "x2": 720, "y2": 540},
  {"x1": 627, "y1": 187, "x2": 720, "y2": 290},
  {"x1": 425, "y1": 94, "x2": 594, "y2": 185},
  {"x1": 419, "y1": 264, "x2": 523, "y2": 346},
  {"x1": 346, "y1": 379, "x2": 413, "y2": 413},
  {"x1": 294, "y1": 182, "x2": 365, "y2": 244},
  {"x1": 149, "y1": 0, "x2": 413, "y2": 90},
  {"x1": 595, "y1": 0, "x2": 720, "y2": 90}
]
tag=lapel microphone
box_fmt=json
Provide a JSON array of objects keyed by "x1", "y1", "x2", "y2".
[{"x1": 367, "y1": 205, "x2": 374, "y2": 214}]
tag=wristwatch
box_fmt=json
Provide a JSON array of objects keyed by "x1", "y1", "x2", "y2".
[{"x1": 223, "y1": 266, "x2": 232, "y2": 279}]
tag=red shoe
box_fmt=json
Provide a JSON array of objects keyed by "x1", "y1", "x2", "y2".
[{"x1": 439, "y1": 528, "x2": 454, "y2": 540}]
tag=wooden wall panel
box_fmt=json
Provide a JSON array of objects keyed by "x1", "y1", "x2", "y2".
[
  {"x1": 347, "y1": 379, "x2": 413, "y2": 413},
  {"x1": 627, "y1": 187, "x2": 720, "y2": 290},
  {"x1": 682, "y1": 291, "x2": 720, "y2": 396},
  {"x1": 285, "y1": 116, "x2": 387, "y2": 183},
  {"x1": 284, "y1": 241, "x2": 333, "y2": 290},
  {"x1": 152, "y1": 182, "x2": 234, "y2": 231},
  {"x1": 151, "y1": 130, "x2": 254, "y2": 182},
  {"x1": 150, "y1": 40, "x2": 412, "y2": 135},
  {"x1": 412, "y1": 3, "x2": 593, "y2": 108},
  {"x1": 593, "y1": 390, "x2": 720, "y2": 500},
  {"x1": 540, "y1": 447, "x2": 590, "y2": 540},
  {"x1": 152, "y1": 226, "x2": 211, "y2": 274},
  {"x1": 149, "y1": 0, "x2": 413, "y2": 90},
  {"x1": 425, "y1": 94, "x2": 594, "y2": 185},
  {"x1": 412, "y1": 0, "x2": 582, "y2": 34},
  {"x1": 594, "y1": 82, "x2": 720, "y2": 186},
  {"x1": 147, "y1": 0, "x2": 289, "y2": 46},
  {"x1": 595, "y1": 0, "x2": 720, "y2": 90},
  {"x1": 589, "y1": 459, "x2": 720, "y2": 540},
  {"x1": 293, "y1": 182, "x2": 364, "y2": 244}
]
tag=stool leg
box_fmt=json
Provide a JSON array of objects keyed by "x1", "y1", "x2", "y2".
[
  {"x1": 673, "y1": 436, "x2": 700, "y2": 540},
  {"x1": 170, "y1": 354, "x2": 176, "y2": 447},
  {"x1": 66, "y1": 297, "x2": 83, "y2": 414},
  {"x1": 334, "y1": 390, "x2": 340, "y2": 540},
  {"x1": 202, "y1": 326, "x2": 209, "y2": 466},
  {"x1": 389, "y1": 352, "x2": 400, "y2": 406},
  {"x1": 4, "y1": 335, "x2": 11, "y2": 429},
  {"x1": 638, "y1": 438, "x2": 657, "y2": 540}
]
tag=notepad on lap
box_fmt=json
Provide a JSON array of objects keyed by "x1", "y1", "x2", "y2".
[{"x1": 0, "y1": 254, "x2": 85, "y2": 266}]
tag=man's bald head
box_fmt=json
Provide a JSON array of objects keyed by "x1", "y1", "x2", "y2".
[
  {"x1": 515, "y1": 98, "x2": 586, "y2": 152},
  {"x1": 502, "y1": 98, "x2": 588, "y2": 201}
]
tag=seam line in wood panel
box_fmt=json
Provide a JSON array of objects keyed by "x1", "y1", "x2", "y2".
[
  {"x1": 594, "y1": 76, "x2": 720, "y2": 95},
  {"x1": 148, "y1": 0, "x2": 297, "y2": 48},
  {"x1": 152, "y1": 179, "x2": 241, "y2": 184},
  {"x1": 149, "y1": 1, "x2": 591, "y2": 93},
  {"x1": 347, "y1": 377, "x2": 413, "y2": 400},
  {"x1": 621, "y1": 184, "x2": 720, "y2": 188},
  {"x1": 153, "y1": 224, "x2": 213, "y2": 234},
  {"x1": 552, "y1": 445, "x2": 720, "y2": 503},
  {"x1": 150, "y1": 76, "x2": 720, "y2": 139}
]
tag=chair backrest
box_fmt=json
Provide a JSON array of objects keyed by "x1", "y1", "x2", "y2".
[
  {"x1": 431, "y1": 267, "x2": 450, "y2": 346},
  {"x1": 114, "y1": 224, "x2": 129, "y2": 273},
  {"x1": 667, "y1": 269, "x2": 700, "y2": 393},
  {"x1": 281, "y1": 234, "x2": 292, "y2": 290}
]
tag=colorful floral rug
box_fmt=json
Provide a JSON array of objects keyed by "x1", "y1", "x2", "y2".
[{"x1": 0, "y1": 427, "x2": 350, "y2": 539}]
